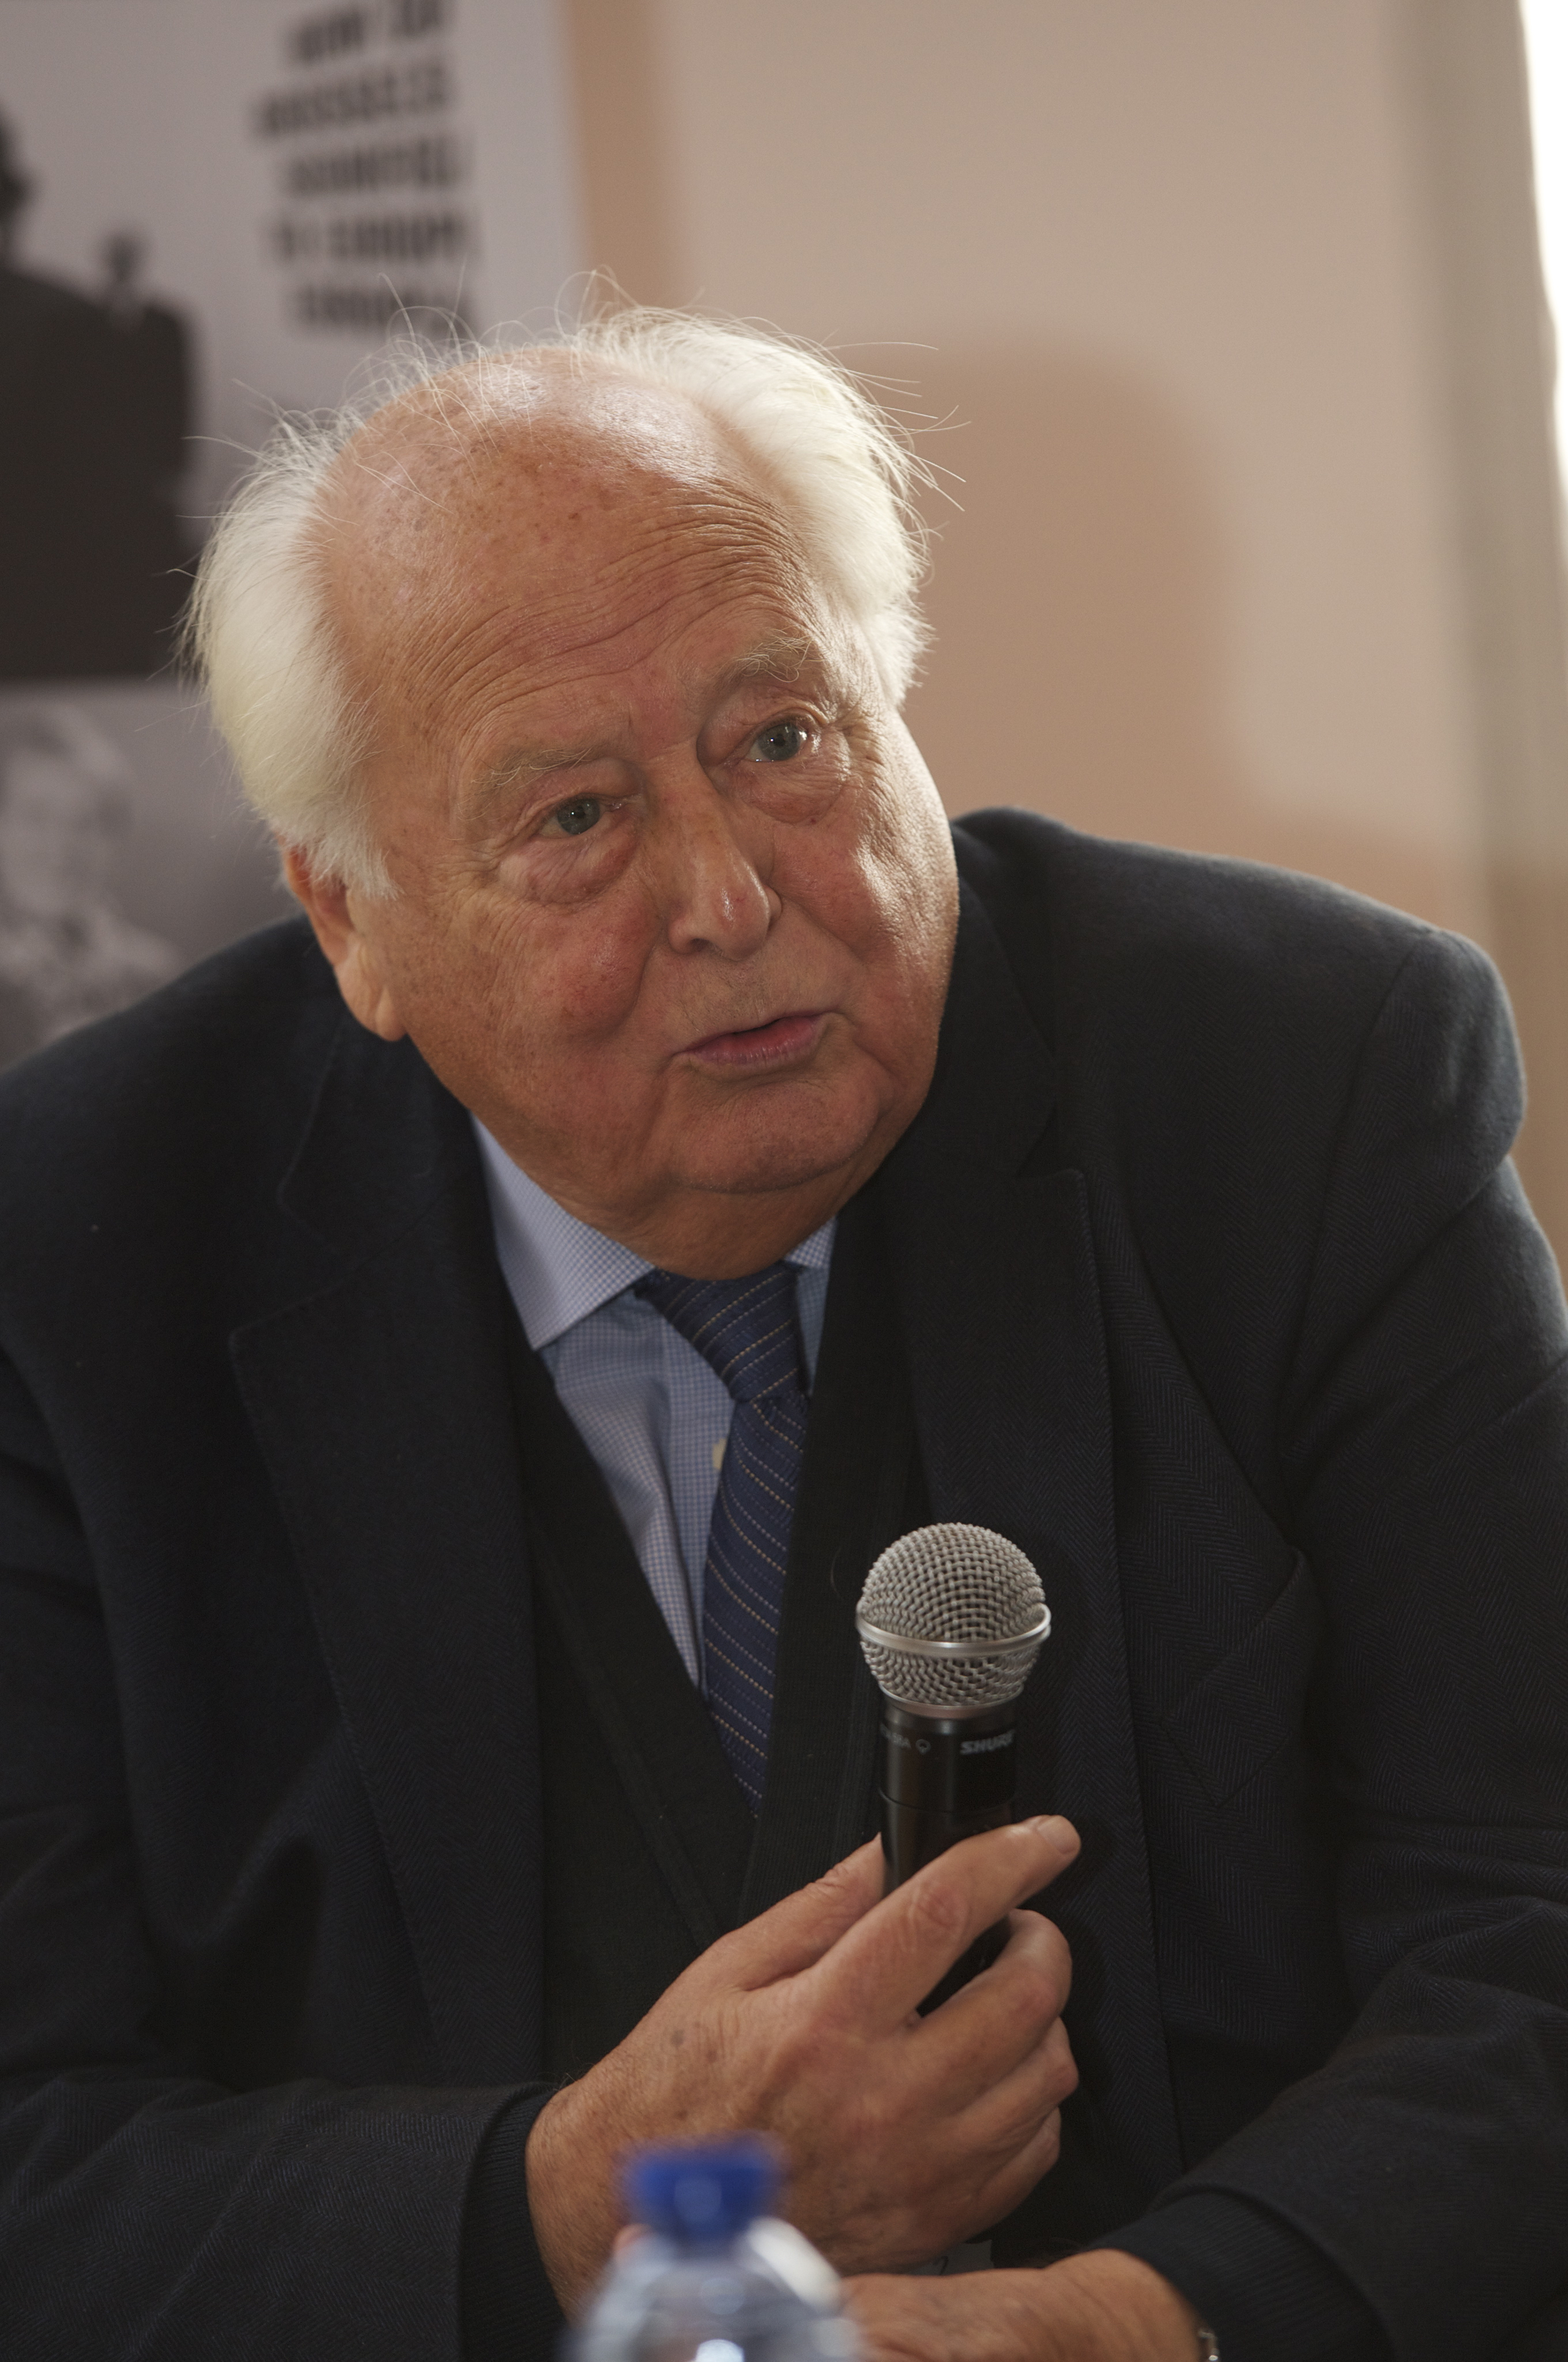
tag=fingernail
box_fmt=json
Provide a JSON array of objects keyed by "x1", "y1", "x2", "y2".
[{"x1": 1025, "y1": 1814, "x2": 1080, "y2": 1855}]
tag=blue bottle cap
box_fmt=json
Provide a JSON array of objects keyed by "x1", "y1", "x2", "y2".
[{"x1": 623, "y1": 2137, "x2": 780, "y2": 2243}]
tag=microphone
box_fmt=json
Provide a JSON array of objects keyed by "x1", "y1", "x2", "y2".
[{"x1": 856, "y1": 1524, "x2": 1051, "y2": 2011}]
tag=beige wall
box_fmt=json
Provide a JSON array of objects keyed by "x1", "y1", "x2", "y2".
[{"x1": 566, "y1": 0, "x2": 1568, "y2": 1255}]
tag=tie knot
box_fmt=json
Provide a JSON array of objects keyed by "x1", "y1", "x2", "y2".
[{"x1": 636, "y1": 1262, "x2": 806, "y2": 1405}]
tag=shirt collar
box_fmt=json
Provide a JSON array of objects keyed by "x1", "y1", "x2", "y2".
[{"x1": 473, "y1": 1119, "x2": 836, "y2": 1352}]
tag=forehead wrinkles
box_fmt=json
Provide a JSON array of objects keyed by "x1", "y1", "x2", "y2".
[
  {"x1": 337, "y1": 437, "x2": 829, "y2": 751},
  {"x1": 492, "y1": 484, "x2": 818, "y2": 674}
]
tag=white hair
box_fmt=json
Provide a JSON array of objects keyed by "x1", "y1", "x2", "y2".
[{"x1": 184, "y1": 309, "x2": 933, "y2": 898}]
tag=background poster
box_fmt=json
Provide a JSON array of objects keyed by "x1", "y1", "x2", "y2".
[{"x1": 0, "y1": 0, "x2": 582, "y2": 1062}]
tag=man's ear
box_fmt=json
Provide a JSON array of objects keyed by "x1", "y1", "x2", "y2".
[{"x1": 280, "y1": 844, "x2": 407, "y2": 1042}]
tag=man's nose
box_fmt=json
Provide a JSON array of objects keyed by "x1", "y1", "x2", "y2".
[{"x1": 647, "y1": 760, "x2": 777, "y2": 960}]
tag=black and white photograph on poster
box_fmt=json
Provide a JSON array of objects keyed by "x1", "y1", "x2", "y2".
[
  {"x1": 0, "y1": 693, "x2": 289, "y2": 1067},
  {"x1": 0, "y1": 113, "x2": 196, "y2": 684},
  {"x1": 0, "y1": 0, "x2": 581, "y2": 1069}
]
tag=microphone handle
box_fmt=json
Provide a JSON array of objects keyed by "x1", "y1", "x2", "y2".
[{"x1": 877, "y1": 1696, "x2": 1018, "y2": 2013}]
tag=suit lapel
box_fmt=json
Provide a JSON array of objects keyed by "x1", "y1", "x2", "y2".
[
  {"x1": 882, "y1": 883, "x2": 1184, "y2": 2209},
  {"x1": 230, "y1": 1016, "x2": 543, "y2": 2084}
]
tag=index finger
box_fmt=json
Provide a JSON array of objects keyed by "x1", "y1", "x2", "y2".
[
  {"x1": 704, "y1": 1839, "x2": 887, "y2": 1994},
  {"x1": 810, "y1": 1815, "x2": 1081, "y2": 2031}
]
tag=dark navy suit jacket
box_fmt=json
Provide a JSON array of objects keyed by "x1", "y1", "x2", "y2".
[{"x1": 1, "y1": 812, "x2": 1566, "y2": 2360}]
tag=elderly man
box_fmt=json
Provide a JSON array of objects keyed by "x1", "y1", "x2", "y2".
[{"x1": 1, "y1": 312, "x2": 1565, "y2": 2362}]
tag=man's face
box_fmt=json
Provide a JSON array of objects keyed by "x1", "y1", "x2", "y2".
[{"x1": 301, "y1": 373, "x2": 958, "y2": 1275}]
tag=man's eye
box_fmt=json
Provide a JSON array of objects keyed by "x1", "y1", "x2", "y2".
[
  {"x1": 749, "y1": 719, "x2": 809, "y2": 764},
  {"x1": 550, "y1": 795, "x2": 602, "y2": 836}
]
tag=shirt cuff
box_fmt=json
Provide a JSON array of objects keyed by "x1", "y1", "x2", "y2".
[
  {"x1": 1086, "y1": 2191, "x2": 1389, "y2": 2362},
  {"x1": 462, "y1": 2088, "x2": 567, "y2": 2362}
]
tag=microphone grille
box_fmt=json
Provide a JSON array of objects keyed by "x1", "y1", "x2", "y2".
[{"x1": 856, "y1": 1523, "x2": 1049, "y2": 1711}]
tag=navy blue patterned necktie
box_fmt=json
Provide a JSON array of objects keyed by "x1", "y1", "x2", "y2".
[{"x1": 635, "y1": 1262, "x2": 808, "y2": 1811}]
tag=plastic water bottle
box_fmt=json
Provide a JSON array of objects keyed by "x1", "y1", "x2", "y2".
[{"x1": 569, "y1": 2138, "x2": 857, "y2": 2362}]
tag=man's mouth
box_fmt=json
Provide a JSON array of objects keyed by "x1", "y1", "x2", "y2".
[{"x1": 681, "y1": 1011, "x2": 828, "y2": 1072}]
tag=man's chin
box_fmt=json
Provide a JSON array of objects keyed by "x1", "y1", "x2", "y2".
[
  {"x1": 674, "y1": 1108, "x2": 885, "y2": 1207},
  {"x1": 666, "y1": 1051, "x2": 921, "y2": 1206}
]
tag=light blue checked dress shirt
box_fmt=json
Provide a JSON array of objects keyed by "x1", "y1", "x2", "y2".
[{"x1": 474, "y1": 1120, "x2": 835, "y2": 1687}]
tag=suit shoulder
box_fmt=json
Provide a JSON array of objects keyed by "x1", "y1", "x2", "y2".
[
  {"x1": 0, "y1": 919, "x2": 338, "y2": 1198},
  {"x1": 951, "y1": 807, "x2": 1498, "y2": 1055}
]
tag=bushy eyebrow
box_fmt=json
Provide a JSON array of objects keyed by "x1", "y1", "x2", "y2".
[
  {"x1": 470, "y1": 743, "x2": 601, "y2": 814},
  {"x1": 467, "y1": 631, "x2": 833, "y2": 816},
  {"x1": 728, "y1": 629, "x2": 818, "y2": 685}
]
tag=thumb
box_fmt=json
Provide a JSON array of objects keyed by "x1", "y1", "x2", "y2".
[{"x1": 723, "y1": 1839, "x2": 886, "y2": 1990}]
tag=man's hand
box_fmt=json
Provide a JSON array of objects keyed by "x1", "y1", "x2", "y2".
[
  {"x1": 843, "y1": 2252, "x2": 1202, "y2": 2362},
  {"x1": 525, "y1": 1816, "x2": 1081, "y2": 2307}
]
